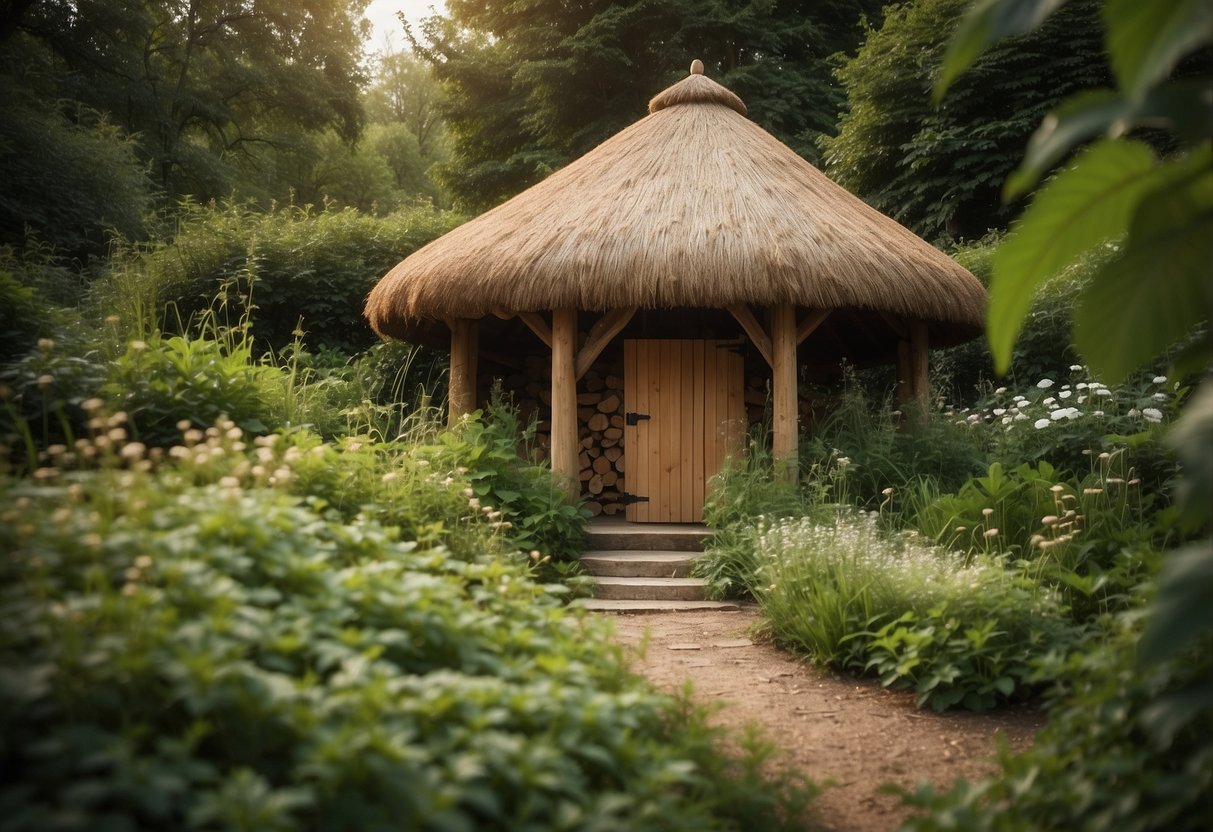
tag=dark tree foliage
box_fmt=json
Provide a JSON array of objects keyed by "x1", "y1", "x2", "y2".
[
  {"x1": 6, "y1": 0, "x2": 370, "y2": 203},
  {"x1": 822, "y1": 0, "x2": 1110, "y2": 243},
  {"x1": 0, "y1": 74, "x2": 154, "y2": 261},
  {"x1": 410, "y1": 0, "x2": 885, "y2": 210}
]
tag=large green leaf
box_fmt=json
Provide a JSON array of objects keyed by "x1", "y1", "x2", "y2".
[
  {"x1": 1137, "y1": 538, "x2": 1213, "y2": 667},
  {"x1": 933, "y1": 0, "x2": 1069, "y2": 102},
  {"x1": 988, "y1": 139, "x2": 1157, "y2": 373},
  {"x1": 1104, "y1": 0, "x2": 1213, "y2": 100},
  {"x1": 1074, "y1": 151, "x2": 1213, "y2": 383},
  {"x1": 1005, "y1": 81, "x2": 1213, "y2": 199}
]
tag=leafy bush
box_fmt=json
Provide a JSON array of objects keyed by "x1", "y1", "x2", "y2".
[
  {"x1": 951, "y1": 366, "x2": 1182, "y2": 486},
  {"x1": 0, "y1": 88, "x2": 153, "y2": 261},
  {"x1": 800, "y1": 382, "x2": 986, "y2": 505},
  {"x1": 0, "y1": 334, "x2": 108, "y2": 455},
  {"x1": 103, "y1": 332, "x2": 286, "y2": 446},
  {"x1": 422, "y1": 398, "x2": 590, "y2": 562},
  {"x1": 99, "y1": 201, "x2": 463, "y2": 354},
  {"x1": 0, "y1": 421, "x2": 814, "y2": 832},
  {"x1": 754, "y1": 513, "x2": 1078, "y2": 711},
  {"x1": 906, "y1": 456, "x2": 1169, "y2": 621},
  {"x1": 695, "y1": 441, "x2": 820, "y2": 599},
  {"x1": 0, "y1": 272, "x2": 60, "y2": 365},
  {"x1": 900, "y1": 617, "x2": 1213, "y2": 831}
]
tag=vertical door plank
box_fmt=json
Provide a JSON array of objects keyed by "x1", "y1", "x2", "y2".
[
  {"x1": 657, "y1": 340, "x2": 673, "y2": 521},
  {"x1": 679, "y1": 341, "x2": 694, "y2": 522},
  {"x1": 704, "y1": 341, "x2": 720, "y2": 503},
  {"x1": 691, "y1": 341, "x2": 706, "y2": 522},
  {"x1": 639, "y1": 340, "x2": 654, "y2": 521},
  {"x1": 623, "y1": 340, "x2": 638, "y2": 521}
]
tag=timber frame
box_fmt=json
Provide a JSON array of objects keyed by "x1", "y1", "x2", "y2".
[{"x1": 444, "y1": 304, "x2": 933, "y2": 497}]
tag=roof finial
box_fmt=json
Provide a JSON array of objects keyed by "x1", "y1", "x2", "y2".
[{"x1": 690, "y1": 59, "x2": 704, "y2": 76}]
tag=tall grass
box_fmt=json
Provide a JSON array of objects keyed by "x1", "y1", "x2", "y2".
[{"x1": 755, "y1": 512, "x2": 1078, "y2": 710}]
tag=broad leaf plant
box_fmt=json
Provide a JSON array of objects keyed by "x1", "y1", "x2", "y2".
[{"x1": 936, "y1": 0, "x2": 1212, "y2": 669}]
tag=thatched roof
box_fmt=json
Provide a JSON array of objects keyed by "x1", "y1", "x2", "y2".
[{"x1": 366, "y1": 62, "x2": 986, "y2": 346}]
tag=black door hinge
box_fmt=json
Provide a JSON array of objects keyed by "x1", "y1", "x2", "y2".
[
  {"x1": 625, "y1": 412, "x2": 650, "y2": 425},
  {"x1": 619, "y1": 492, "x2": 650, "y2": 506}
]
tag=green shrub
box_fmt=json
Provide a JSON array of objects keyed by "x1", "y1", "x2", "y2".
[
  {"x1": 754, "y1": 513, "x2": 1079, "y2": 711},
  {"x1": 421, "y1": 398, "x2": 590, "y2": 563},
  {"x1": 0, "y1": 423, "x2": 814, "y2": 832},
  {"x1": 103, "y1": 332, "x2": 286, "y2": 446},
  {"x1": 695, "y1": 441, "x2": 821, "y2": 599},
  {"x1": 900, "y1": 618, "x2": 1213, "y2": 831},
  {"x1": 0, "y1": 333, "x2": 108, "y2": 456},
  {"x1": 800, "y1": 382, "x2": 986, "y2": 506},
  {"x1": 99, "y1": 201, "x2": 464, "y2": 354},
  {"x1": 0, "y1": 272, "x2": 59, "y2": 365},
  {"x1": 906, "y1": 456, "x2": 1169, "y2": 621}
]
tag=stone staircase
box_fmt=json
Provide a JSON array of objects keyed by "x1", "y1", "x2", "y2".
[{"x1": 577, "y1": 518, "x2": 740, "y2": 613}]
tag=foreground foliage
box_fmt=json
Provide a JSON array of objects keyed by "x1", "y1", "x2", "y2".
[
  {"x1": 900, "y1": 619, "x2": 1213, "y2": 831},
  {"x1": 0, "y1": 417, "x2": 812, "y2": 831}
]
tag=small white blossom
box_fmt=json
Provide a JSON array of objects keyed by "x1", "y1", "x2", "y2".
[
  {"x1": 1034, "y1": 418, "x2": 1051, "y2": 429},
  {"x1": 1059, "y1": 390, "x2": 1072, "y2": 399},
  {"x1": 1153, "y1": 375, "x2": 1167, "y2": 384},
  {"x1": 1142, "y1": 407, "x2": 1163, "y2": 422},
  {"x1": 1037, "y1": 379, "x2": 1055, "y2": 389},
  {"x1": 1069, "y1": 364, "x2": 1084, "y2": 371}
]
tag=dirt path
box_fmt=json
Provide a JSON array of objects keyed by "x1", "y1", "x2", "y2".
[{"x1": 608, "y1": 606, "x2": 1043, "y2": 832}]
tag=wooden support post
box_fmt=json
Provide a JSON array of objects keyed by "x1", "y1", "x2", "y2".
[
  {"x1": 448, "y1": 318, "x2": 479, "y2": 427},
  {"x1": 771, "y1": 303, "x2": 798, "y2": 482},
  {"x1": 550, "y1": 308, "x2": 580, "y2": 499},
  {"x1": 909, "y1": 319, "x2": 930, "y2": 411}
]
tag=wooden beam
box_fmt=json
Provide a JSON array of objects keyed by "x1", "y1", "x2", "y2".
[
  {"x1": 550, "y1": 308, "x2": 580, "y2": 500},
  {"x1": 796, "y1": 308, "x2": 831, "y2": 346},
  {"x1": 447, "y1": 318, "x2": 479, "y2": 427},
  {"x1": 726, "y1": 303, "x2": 773, "y2": 367},
  {"x1": 517, "y1": 311, "x2": 552, "y2": 348},
  {"x1": 575, "y1": 306, "x2": 637, "y2": 381},
  {"x1": 909, "y1": 319, "x2": 930, "y2": 410},
  {"x1": 771, "y1": 303, "x2": 799, "y2": 482}
]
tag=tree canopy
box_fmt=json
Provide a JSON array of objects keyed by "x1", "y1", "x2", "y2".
[
  {"x1": 410, "y1": 0, "x2": 885, "y2": 210},
  {"x1": 822, "y1": 0, "x2": 1110, "y2": 243}
]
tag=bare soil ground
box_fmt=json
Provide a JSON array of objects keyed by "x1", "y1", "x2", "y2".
[{"x1": 607, "y1": 606, "x2": 1044, "y2": 832}]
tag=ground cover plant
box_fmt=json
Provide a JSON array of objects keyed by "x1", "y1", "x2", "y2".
[
  {"x1": 0, "y1": 408, "x2": 814, "y2": 831},
  {"x1": 754, "y1": 512, "x2": 1078, "y2": 711}
]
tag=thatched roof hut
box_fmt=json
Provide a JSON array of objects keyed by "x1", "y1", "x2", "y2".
[{"x1": 366, "y1": 61, "x2": 986, "y2": 519}]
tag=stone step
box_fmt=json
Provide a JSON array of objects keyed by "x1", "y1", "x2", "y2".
[
  {"x1": 592, "y1": 576, "x2": 708, "y2": 602},
  {"x1": 580, "y1": 550, "x2": 696, "y2": 578},
  {"x1": 586, "y1": 521, "x2": 710, "y2": 553},
  {"x1": 576, "y1": 598, "x2": 740, "y2": 614}
]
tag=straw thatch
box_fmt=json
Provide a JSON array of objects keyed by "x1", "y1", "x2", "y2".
[{"x1": 366, "y1": 65, "x2": 986, "y2": 343}]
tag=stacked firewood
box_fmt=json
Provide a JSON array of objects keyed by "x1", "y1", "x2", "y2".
[
  {"x1": 574, "y1": 366, "x2": 626, "y2": 516},
  {"x1": 491, "y1": 357, "x2": 627, "y2": 517}
]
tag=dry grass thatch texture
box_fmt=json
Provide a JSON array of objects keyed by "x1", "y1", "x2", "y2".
[{"x1": 366, "y1": 67, "x2": 986, "y2": 342}]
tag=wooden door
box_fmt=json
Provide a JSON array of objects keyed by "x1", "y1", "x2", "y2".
[{"x1": 623, "y1": 340, "x2": 745, "y2": 522}]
